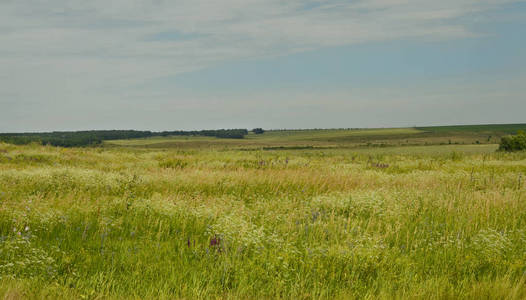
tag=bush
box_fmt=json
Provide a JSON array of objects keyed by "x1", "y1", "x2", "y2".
[
  {"x1": 252, "y1": 128, "x2": 265, "y2": 134},
  {"x1": 499, "y1": 131, "x2": 526, "y2": 152}
]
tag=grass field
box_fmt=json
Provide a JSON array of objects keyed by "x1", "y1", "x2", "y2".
[
  {"x1": 105, "y1": 128, "x2": 425, "y2": 149},
  {"x1": 106, "y1": 124, "x2": 526, "y2": 149},
  {"x1": 1, "y1": 126, "x2": 526, "y2": 298}
]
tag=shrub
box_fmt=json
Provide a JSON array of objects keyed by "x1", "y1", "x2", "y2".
[
  {"x1": 498, "y1": 131, "x2": 526, "y2": 152},
  {"x1": 252, "y1": 128, "x2": 265, "y2": 134}
]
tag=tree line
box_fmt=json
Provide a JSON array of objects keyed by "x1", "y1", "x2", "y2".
[{"x1": 0, "y1": 129, "x2": 253, "y2": 147}]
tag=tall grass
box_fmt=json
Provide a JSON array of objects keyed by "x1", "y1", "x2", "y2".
[{"x1": 1, "y1": 143, "x2": 526, "y2": 298}]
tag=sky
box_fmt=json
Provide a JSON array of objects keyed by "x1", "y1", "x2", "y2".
[{"x1": 1, "y1": 0, "x2": 525, "y2": 132}]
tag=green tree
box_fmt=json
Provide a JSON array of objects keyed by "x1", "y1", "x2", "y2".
[{"x1": 499, "y1": 131, "x2": 526, "y2": 152}]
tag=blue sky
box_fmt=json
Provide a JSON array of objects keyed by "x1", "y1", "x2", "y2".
[{"x1": 1, "y1": 0, "x2": 525, "y2": 131}]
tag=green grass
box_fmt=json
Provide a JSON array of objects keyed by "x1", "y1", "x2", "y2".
[
  {"x1": 1, "y1": 129, "x2": 526, "y2": 298},
  {"x1": 417, "y1": 123, "x2": 526, "y2": 133}
]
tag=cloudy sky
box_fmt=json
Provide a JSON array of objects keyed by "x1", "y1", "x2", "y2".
[{"x1": 1, "y1": 0, "x2": 525, "y2": 131}]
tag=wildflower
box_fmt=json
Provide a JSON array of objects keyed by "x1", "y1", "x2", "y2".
[
  {"x1": 210, "y1": 236, "x2": 220, "y2": 247},
  {"x1": 209, "y1": 236, "x2": 222, "y2": 252},
  {"x1": 25, "y1": 226, "x2": 30, "y2": 232}
]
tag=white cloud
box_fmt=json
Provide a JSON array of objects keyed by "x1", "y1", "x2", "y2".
[
  {"x1": 0, "y1": 0, "x2": 523, "y2": 130},
  {"x1": 0, "y1": 1, "x2": 518, "y2": 76}
]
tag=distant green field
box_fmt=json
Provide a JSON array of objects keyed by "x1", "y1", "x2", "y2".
[
  {"x1": 104, "y1": 128, "x2": 395, "y2": 148},
  {"x1": 247, "y1": 128, "x2": 422, "y2": 140},
  {"x1": 417, "y1": 123, "x2": 526, "y2": 133},
  {"x1": 347, "y1": 144, "x2": 499, "y2": 155},
  {"x1": 108, "y1": 135, "x2": 219, "y2": 146},
  {"x1": 105, "y1": 124, "x2": 525, "y2": 149}
]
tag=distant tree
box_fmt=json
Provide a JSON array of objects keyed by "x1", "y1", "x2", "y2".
[
  {"x1": 499, "y1": 131, "x2": 526, "y2": 152},
  {"x1": 0, "y1": 128, "x2": 251, "y2": 147},
  {"x1": 252, "y1": 128, "x2": 265, "y2": 134}
]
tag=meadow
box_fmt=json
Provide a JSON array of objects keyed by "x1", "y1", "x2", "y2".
[{"x1": 1, "y1": 126, "x2": 526, "y2": 299}]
